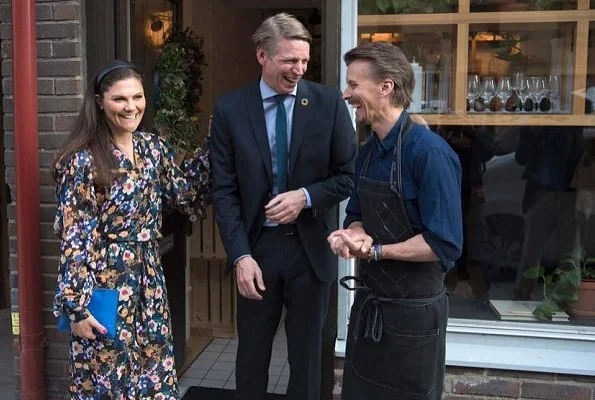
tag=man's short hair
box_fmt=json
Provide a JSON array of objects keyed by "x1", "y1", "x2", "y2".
[
  {"x1": 252, "y1": 13, "x2": 312, "y2": 55},
  {"x1": 344, "y1": 42, "x2": 414, "y2": 109}
]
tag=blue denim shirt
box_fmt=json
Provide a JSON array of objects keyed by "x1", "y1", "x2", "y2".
[{"x1": 344, "y1": 113, "x2": 463, "y2": 271}]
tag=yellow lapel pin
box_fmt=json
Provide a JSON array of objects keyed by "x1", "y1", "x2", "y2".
[{"x1": 301, "y1": 98, "x2": 309, "y2": 106}]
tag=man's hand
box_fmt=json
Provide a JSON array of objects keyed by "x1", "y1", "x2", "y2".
[
  {"x1": 327, "y1": 225, "x2": 374, "y2": 260},
  {"x1": 327, "y1": 230, "x2": 352, "y2": 259},
  {"x1": 337, "y1": 229, "x2": 374, "y2": 259},
  {"x1": 235, "y1": 256, "x2": 266, "y2": 300},
  {"x1": 71, "y1": 313, "x2": 107, "y2": 340},
  {"x1": 265, "y1": 190, "x2": 306, "y2": 224}
]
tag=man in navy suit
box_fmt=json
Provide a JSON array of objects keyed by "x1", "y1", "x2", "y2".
[{"x1": 211, "y1": 13, "x2": 356, "y2": 400}]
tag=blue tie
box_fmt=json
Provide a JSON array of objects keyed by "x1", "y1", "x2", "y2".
[{"x1": 275, "y1": 95, "x2": 288, "y2": 193}]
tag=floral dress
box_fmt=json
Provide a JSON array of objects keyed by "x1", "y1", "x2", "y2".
[{"x1": 53, "y1": 131, "x2": 211, "y2": 399}]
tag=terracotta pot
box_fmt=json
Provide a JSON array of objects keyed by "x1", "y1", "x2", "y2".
[{"x1": 568, "y1": 280, "x2": 595, "y2": 320}]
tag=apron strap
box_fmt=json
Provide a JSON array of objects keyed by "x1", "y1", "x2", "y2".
[
  {"x1": 390, "y1": 113, "x2": 416, "y2": 196},
  {"x1": 351, "y1": 287, "x2": 448, "y2": 343}
]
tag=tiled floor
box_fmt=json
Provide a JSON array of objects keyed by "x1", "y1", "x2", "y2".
[{"x1": 178, "y1": 324, "x2": 289, "y2": 397}]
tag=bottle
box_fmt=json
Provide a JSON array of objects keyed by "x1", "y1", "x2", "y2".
[{"x1": 410, "y1": 59, "x2": 423, "y2": 113}]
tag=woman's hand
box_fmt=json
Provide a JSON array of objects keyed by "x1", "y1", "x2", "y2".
[{"x1": 71, "y1": 313, "x2": 107, "y2": 340}]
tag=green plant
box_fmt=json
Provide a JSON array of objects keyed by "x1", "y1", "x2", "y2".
[
  {"x1": 359, "y1": 0, "x2": 455, "y2": 14},
  {"x1": 530, "y1": 0, "x2": 554, "y2": 10},
  {"x1": 483, "y1": 31, "x2": 531, "y2": 65},
  {"x1": 153, "y1": 26, "x2": 206, "y2": 153},
  {"x1": 525, "y1": 253, "x2": 595, "y2": 321}
]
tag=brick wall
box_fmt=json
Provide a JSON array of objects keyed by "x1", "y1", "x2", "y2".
[
  {"x1": 333, "y1": 359, "x2": 595, "y2": 399},
  {"x1": 0, "y1": 0, "x2": 83, "y2": 398}
]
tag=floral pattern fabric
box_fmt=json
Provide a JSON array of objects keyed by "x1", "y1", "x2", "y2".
[{"x1": 53, "y1": 131, "x2": 211, "y2": 399}]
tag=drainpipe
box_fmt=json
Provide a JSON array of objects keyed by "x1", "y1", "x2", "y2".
[{"x1": 12, "y1": 0, "x2": 46, "y2": 398}]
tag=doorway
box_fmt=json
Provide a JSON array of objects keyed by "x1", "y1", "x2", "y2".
[{"x1": 180, "y1": 2, "x2": 339, "y2": 397}]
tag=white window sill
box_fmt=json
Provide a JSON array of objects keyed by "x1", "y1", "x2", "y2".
[{"x1": 335, "y1": 318, "x2": 595, "y2": 376}]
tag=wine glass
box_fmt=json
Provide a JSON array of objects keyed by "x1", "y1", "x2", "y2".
[
  {"x1": 519, "y1": 76, "x2": 533, "y2": 112},
  {"x1": 533, "y1": 76, "x2": 549, "y2": 112},
  {"x1": 535, "y1": 76, "x2": 547, "y2": 99},
  {"x1": 482, "y1": 76, "x2": 496, "y2": 110},
  {"x1": 512, "y1": 72, "x2": 525, "y2": 111},
  {"x1": 497, "y1": 76, "x2": 512, "y2": 110},
  {"x1": 467, "y1": 75, "x2": 480, "y2": 111},
  {"x1": 529, "y1": 76, "x2": 543, "y2": 107},
  {"x1": 513, "y1": 72, "x2": 524, "y2": 94}
]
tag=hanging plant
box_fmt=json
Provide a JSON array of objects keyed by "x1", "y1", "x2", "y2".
[{"x1": 153, "y1": 26, "x2": 207, "y2": 155}]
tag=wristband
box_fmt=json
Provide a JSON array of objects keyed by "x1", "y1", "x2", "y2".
[{"x1": 369, "y1": 243, "x2": 383, "y2": 261}]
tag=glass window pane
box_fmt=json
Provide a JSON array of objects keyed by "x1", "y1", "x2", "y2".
[
  {"x1": 442, "y1": 123, "x2": 595, "y2": 327},
  {"x1": 359, "y1": 0, "x2": 457, "y2": 15},
  {"x1": 470, "y1": 0, "x2": 576, "y2": 13},
  {"x1": 355, "y1": 3, "x2": 595, "y2": 327},
  {"x1": 468, "y1": 23, "x2": 575, "y2": 114},
  {"x1": 357, "y1": 25, "x2": 458, "y2": 121},
  {"x1": 587, "y1": 22, "x2": 595, "y2": 114}
]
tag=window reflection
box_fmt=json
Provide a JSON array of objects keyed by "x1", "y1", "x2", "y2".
[{"x1": 441, "y1": 124, "x2": 595, "y2": 325}]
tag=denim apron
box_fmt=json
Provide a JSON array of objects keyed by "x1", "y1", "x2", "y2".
[{"x1": 341, "y1": 114, "x2": 448, "y2": 400}]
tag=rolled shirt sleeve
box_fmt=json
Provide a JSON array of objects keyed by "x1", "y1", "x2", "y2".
[{"x1": 412, "y1": 146, "x2": 463, "y2": 270}]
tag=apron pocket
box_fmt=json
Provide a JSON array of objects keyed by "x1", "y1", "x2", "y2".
[{"x1": 350, "y1": 324, "x2": 440, "y2": 397}]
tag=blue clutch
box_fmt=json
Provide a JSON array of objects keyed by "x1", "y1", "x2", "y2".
[{"x1": 57, "y1": 288, "x2": 119, "y2": 339}]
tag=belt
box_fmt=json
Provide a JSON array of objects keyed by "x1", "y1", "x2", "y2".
[
  {"x1": 262, "y1": 224, "x2": 298, "y2": 236},
  {"x1": 340, "y1": 276, "x2": 446, "y2": 342}
]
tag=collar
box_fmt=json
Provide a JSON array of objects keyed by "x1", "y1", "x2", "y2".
[
  {"x1": 373, "y1": 111, "x2": 407, "y2": 155},
  {"x1": 259, "y1": 78, "x2": 298, "y2": 101}
]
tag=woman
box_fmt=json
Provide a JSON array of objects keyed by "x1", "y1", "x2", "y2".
[{"x1": 52, "y1": 59, "x2": 211, "y2": 399}]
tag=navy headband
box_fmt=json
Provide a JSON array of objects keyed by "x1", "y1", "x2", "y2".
[{"x1": 95, "y1": 60, "x2": 138, "y2": 93}]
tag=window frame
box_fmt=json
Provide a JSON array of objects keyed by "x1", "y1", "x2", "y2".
[{"x1": 336, "y1": 0, "x2": 595, "y2": 376}]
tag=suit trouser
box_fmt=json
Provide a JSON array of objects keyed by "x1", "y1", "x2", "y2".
[{"x1": 235, "y1": 225, "x2": 331, "y2": 400}]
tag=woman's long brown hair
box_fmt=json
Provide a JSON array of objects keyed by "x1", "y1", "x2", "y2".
[{"x1": 53, "y1": 66, "x2": 143, "y2": 186}]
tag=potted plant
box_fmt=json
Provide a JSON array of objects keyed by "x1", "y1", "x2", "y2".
[
  {"x1": 153, "y1": 26, "x2": 206, "y2": 163},
  {"x1": 525, "y1": 253, "x2": 595, "y2": 321},
  {"x1": 566, "y1": 257, "x2": 595, "y2": 320}
]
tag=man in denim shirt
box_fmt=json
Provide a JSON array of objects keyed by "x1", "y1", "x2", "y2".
[{"x1": 328, "y1": 42, "x2": 462, "y2": 400}]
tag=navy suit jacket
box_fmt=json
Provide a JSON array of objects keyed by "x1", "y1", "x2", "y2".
[{"x1": 211, "y1": 79, "x2": 357, "y2": 282}]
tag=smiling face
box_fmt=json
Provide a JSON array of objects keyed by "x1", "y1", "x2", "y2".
[
  {"x1": 343, "y1": 60, "x2": 384, "y2": 125},
  {"x1": 258, "y1": 38, "x2": 310, "y2": 94},
  {"x1": 96, "y1": 77, "x2": 145, "y2": 137}
]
